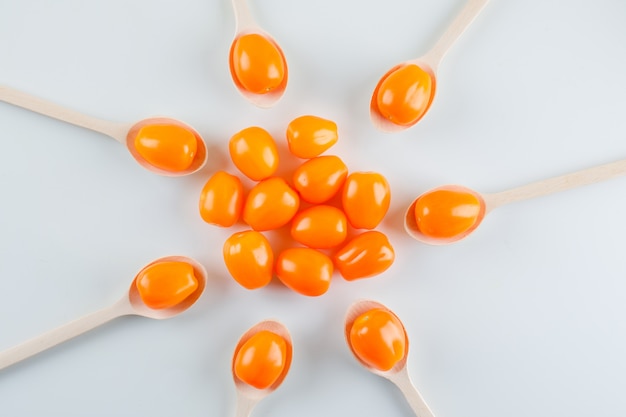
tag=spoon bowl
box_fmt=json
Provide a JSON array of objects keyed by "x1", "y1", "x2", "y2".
[
  {"x1": 232, "y1": 320, "x2": 292, "y2": 416},
  {"x1": 344, "y1": 299, "x2": 409, "y2": 376},
  {"x1": 0, "y1": 255, "x2": 207, "y2": 371},
  {"x1": 125, "y1": 118, "x2": 208, "y2": 177},
  {"x1": 370, "y1": 61, "x2": 438, "y2": 133},
  {"x1": 128, "y1": 255, "x2": 207, "y2": 319},
  {"x1": 405, "y1": 157, "x2": 626, "y2": 245},
  {"x1": 370, "y1": 0, "x2": 489, "y2": 132},
  {"x1": 344, "y1": 300, "x2": 436, "y2": 417},
  {"x1": 229, "y1": 0, "x2": 288, "y2": 108},
  {"x1": 404, "y1": 185, "x2": 486, "y2": 245},
  {"x1": 0, "y1": 85, "x2": 208, "y2": 176}
]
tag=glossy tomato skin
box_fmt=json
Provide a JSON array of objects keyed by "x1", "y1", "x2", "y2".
[
  {"x1": 199, "y1": 171, "x2": 244, "y2": 227},
  {"x1": 342, "y1": 172, "x2": 391, "y2": 229},
  {"x1": 229, "y1": 126, "x2": 279, "y2": 181},
  {"x1": 230, "y1": 33, "x2": 286, "y2": 95},
  {"x1": 243, "y1": 177, "x2": 300, "y2": 231},
  {"x1": 349, "y1": 308, "x2": 406, "y2": 371},
  {"x1": 276, "y1": 247, "x2": 333, "y2": 296},
  {"x1": 233, "y1": 330, "x2": 288, "y2": 390},
  {"x1": 333, "y1": 231, "x2": 395, "y2": 281},
  {"x1": 290, "y1": 205, "x2": 347, "y2": 249},
  {"x1": 135, "y1": 261, "x2": 199, "y2": 309},
  {"x1": 292, "y1": 155, "x2": 348, "y2": 204},
  {"x1": 286, "y1": 115, "x2": 338, "y2": 159},
  {"x1": 375, "y1": 64, "x2": 433, "y2": 126},
  {"x1": 414, "y1": 188, "x2": 483, "y2": 239},
  {"x1": 223, "y1": 230, "x2": 273, "y2": 290},
  {"x1": 134, "y1": 123, "x2": 198, "y2": 172}
]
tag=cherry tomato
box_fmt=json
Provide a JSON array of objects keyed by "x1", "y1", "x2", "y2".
[
  {"x1": 229, "y1": 126, "x2": 279, "y2": 181},
  {"x1": 414, "y1": 188, "x2": 483, "y2": 239},
  {"x1": 290, "y1": 205, "x2": 347, "y2": 249},
  {"x1": 243, "y1": 177, "x2": 300, "y2": 231},
  {"x1": 223, "y1": 230, "x2": 273, "y2": 290},
  {"x1": 276, "y1": 247, "x2": 333, "y2": 296},
  {"x1": 333, "y1": 231, "x2": 395, "y2": 281},
  {"x1": 134, "y1": 124, "x2": 198, "y2": 172},
  {"x1": 135, "y1": 261, "x2": 199, "y2": 309},
  {"x1": 230, "y1": 33, "x2": 286, "y2": 94},
  {"x1": 375, "y1": 64, "x2": 433, "y2": 126},
  {"x1": 292, "y1": 155, "x2": 348, "y2": 204},
  {"x1": 342, "y1": 172, "x2": 391, "y2": 229},
  {"x1": 234, "y1": 330, "x2": 288, "y2": 390},
  {"x1": 349, "y1": 308, "x2": 406, "y2": 371},
  {"x1": 199, "y1": 171, "x2": 244, "y2": 227},
  {"x1": 286, "y1": 115, "x2": 338, "y2": 159}
]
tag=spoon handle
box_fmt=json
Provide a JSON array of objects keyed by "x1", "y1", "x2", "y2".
[
  {"x1": 231, "y1": 0, "x2": 257, "y2": 32},
  {"x1": 0, "y1": 298, "x2": 133, "y2": 371},
  {"x1": 422, "y1": 0, "x2": 489, "y2": 69},
  {"x1": 0, "y1": 85, "x2": 130, "y2": 143},
  {"x1": 387, "y1": 367, "x2": 436, "y2": 417},
  {"x1": 486, "y1": 158, "x2": 626, "y2": 211},
  {"x1": 234, "y1": 392, "x2": 258, "y2": 417}
]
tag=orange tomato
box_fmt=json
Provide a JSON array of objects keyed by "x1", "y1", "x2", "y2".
[
  {"x1": 349, "y1": 308, "x2": 406, "y2": 371},
  {"x1": 342, "y1": 172, "x2": 391, "y2": 229},
  {"x1": 223, "y1": 230, "x2": 273, "y2": 290},
  {"x1": 290, "y1": 205, "x2": 347, "y2": 249},
  {"x1": 135, "y1": 261, "x2": 199, "y2": 309},
  {"x1": 234, "y1": 330, "x2": 288, "y2": 390},
  {"x1": 286, "y1": 115, "x2": 338, "y2": 159},
  {"x1": 276, "y1": 247, "x2": 333, "y2": 296},
  {"x1": 375, "y1": 64, "x2": 433, "y2": 126},
  {"x1": 414, "y1": 188, "x2": 483, "y2": 239},
  {"x1": 230, "y1": 33, "x2": 286, "y2": 94},
  {"x1": 292, "y1": 155, "x2": 348, "y2": 204},
  {"x1": 243, "y1": 177, "x2": 300, "y2": 231},
  {"x1": 333, "y1": 231, "x2": 394, "y2": 281},
  {"x1": 229, "y1": 126, "x2": 279, "y2": 181},
  {"x1": 198, "y1": 171, "x2": 244, "y2": 227},
  {"x1": 134, "y1": 124, "x2": 198, "y2": 172}
]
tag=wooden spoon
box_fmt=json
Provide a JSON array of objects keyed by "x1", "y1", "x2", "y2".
[
  {"x1": 405, "y1": 157, "x2": 626, "y2": 245},
  {"x1": 0, "y1": 85, "x2": 208, "y2": 176},
  {"x1": 232, "y1": 320, "x2": 292, "y2": 417},
  {"x1": 229, "y1": 0, "x2": 288, "y2": 108},
  {"x1": 0, "y1": 256, "x2": 206, "y2": 371},
  {"x1": 345, "y1": 300, "x2": 436, "y2": 417},
  {"x1": 370, "y1": 0, "x2": 489, "y2": 132}
]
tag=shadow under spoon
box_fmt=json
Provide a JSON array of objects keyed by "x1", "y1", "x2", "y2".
[
  {"x1": 0, "y1": 256, "x2": 206, "y2": 371},
  {"x1": 228, "y1": 0, "x2": 288, "y2": 108},
  {"x1": 0, "y1": 85, "x2": 208, "y2": 176},
  {"x1": 345, "y1": 299, "x2": 436, "y2": 417},
  {"x1": 405, "y1": 157, "x2": 626, "y2": 245},
  {"x1": 370, "y1": 0, "x2": 490, "y2": 132}
]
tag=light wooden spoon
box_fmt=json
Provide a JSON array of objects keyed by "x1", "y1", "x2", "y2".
[
  {"x1": 405, "y1": 157, "x2": 626, "y2": 245},
  {"x1": 0, "y1": 256, "x2": 206, "y2": 371},
  {"x1": 370, "y1": 0, "x2": 489, "y2": 132},
  {"x1": 229, "y1": 0, "x2": 288, "y2": 108},
  {"x1": 0, "y1": 85, "x2": 208, "y2": 176},
  {"x1": 345, "y1": 300, "x2": 436, "y2": 417},
  {"x1": 232, "y1": 320, "x2": 292, "y2": 417}
]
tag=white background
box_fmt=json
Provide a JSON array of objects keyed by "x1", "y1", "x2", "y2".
[{"x1": 1, "y1": 0, "x2": 626, "y2": 416}]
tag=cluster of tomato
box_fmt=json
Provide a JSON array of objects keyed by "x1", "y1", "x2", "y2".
[{"x1": 198, "y1": 115, "x2": 395, "y2": 296}]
